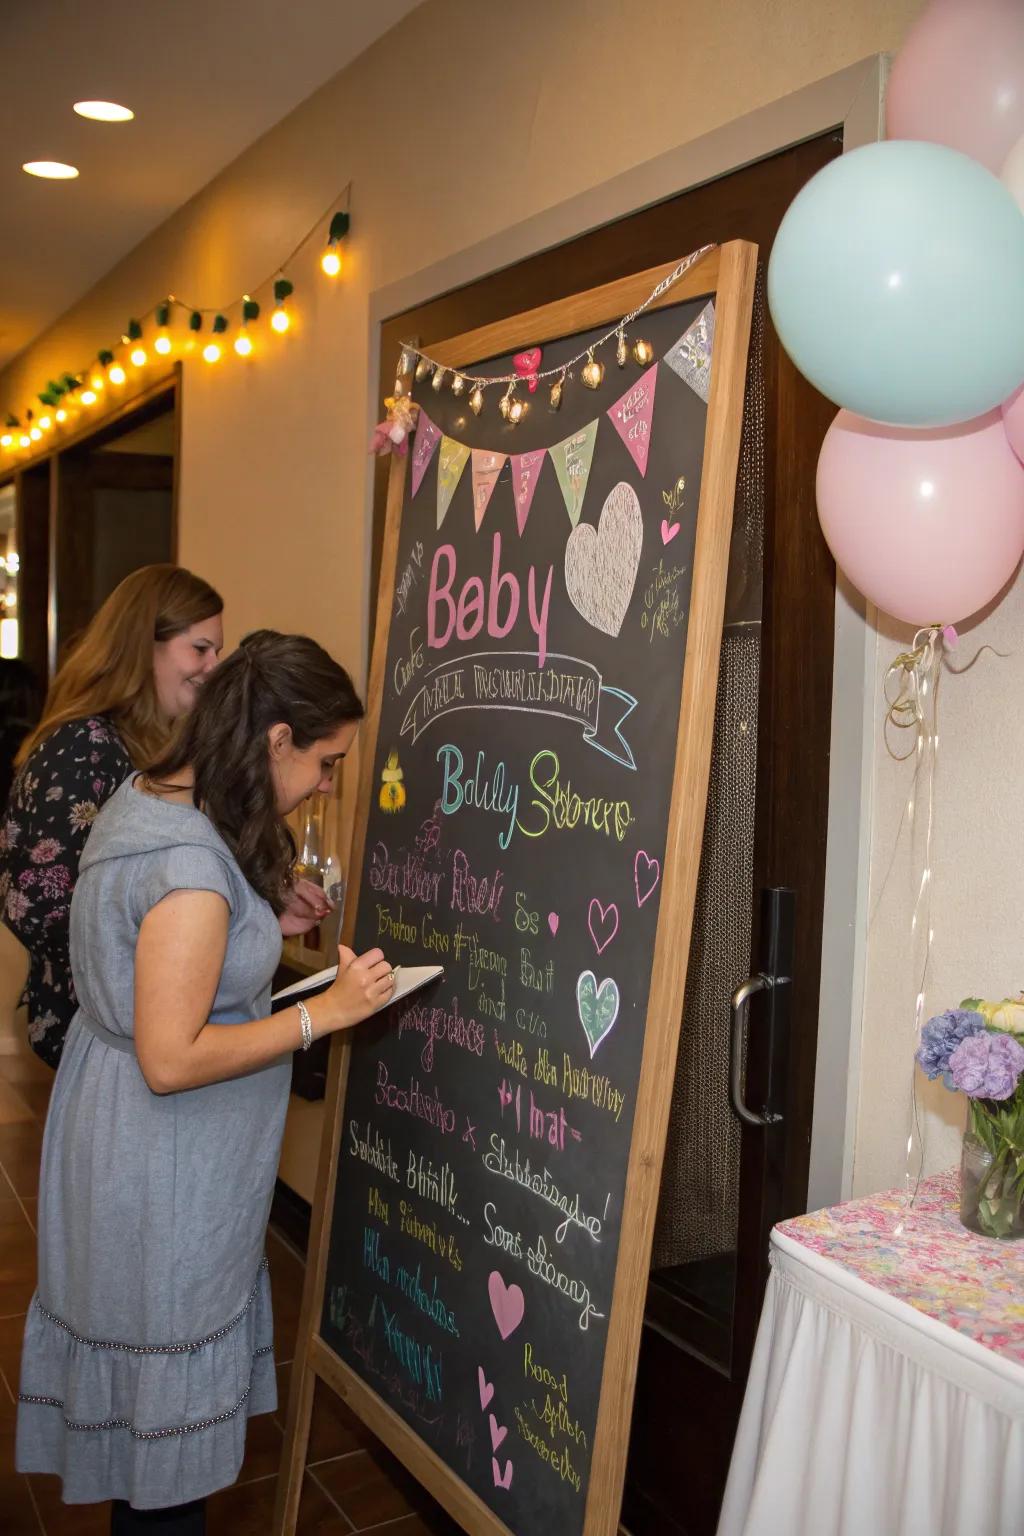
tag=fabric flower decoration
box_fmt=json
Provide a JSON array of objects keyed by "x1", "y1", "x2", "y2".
[
  {"x1": 917, "y1": 1009, "x2": 985, "y2": 1087},
  {"x1": 948, "y1": 1031, "x2": 1024, "y2": 1101}
]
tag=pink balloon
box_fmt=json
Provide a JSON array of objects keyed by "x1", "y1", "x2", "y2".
[
  {"x1": 817, "y1": 409, "x2": 1024, "y2": 625},
  {"x1": 887, "y1": 0, "x2": 1024, "y2": 173},
  {"x1": 1003, "y1": 384, "x2": 1024, "y2": 464}
]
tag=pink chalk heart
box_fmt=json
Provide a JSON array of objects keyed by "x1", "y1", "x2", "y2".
[
  {"x1": 488, "y1": 1271, "x2": 525, "y2": 1340},
  {"x1": 492, "y1": 1457, "x2": 514, "y2": 1490},
  {"x1": 661, "y1": 518, "x2": 680, "y2": 545},
  {"x1": 489, "y1": 1413, "x2": 508, "y2": 1452},
  {"x1": 634, "y1": 850, "x2": 661, "y2": 908},
  {"x1": 548, "y1": 912, "x2": 559, "y2": 936},
  {"x1": 478, "y1": 1367, "x2": 494, "y2": 1411},
  {"x1": 587, "y1": 898, "x2": 619, "y2": 956}
]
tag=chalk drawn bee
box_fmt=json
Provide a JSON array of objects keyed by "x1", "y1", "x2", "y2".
[{"x1": 378, "y1": 750, "x2": 406, "y2": 813}]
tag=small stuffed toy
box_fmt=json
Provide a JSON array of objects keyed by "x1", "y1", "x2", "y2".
[{"x1": 370, "y1": 395, "x2": 420, "y2": 457}]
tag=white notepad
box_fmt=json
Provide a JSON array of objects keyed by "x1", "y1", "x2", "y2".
[{"x1": 271, "y1": 962, "x2": 443, "y2": 1014}]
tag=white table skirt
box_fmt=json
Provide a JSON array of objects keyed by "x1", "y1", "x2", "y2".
[{"x1": 717, "y1": 1229, "x2": 1024, "y2": 1536}]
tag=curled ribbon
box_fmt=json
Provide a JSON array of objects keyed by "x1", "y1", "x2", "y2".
[{"x1": 370, "y1": 394, "x2": 420, "y2": 457}]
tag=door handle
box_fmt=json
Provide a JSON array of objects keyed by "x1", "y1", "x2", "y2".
[{"x1": 730, "y1": 973, "x2": 784, "y2": 1128}]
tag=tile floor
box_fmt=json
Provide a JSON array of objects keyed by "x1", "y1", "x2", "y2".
[{"x1": 0, "y1": 1008, "x2": 461, "y2": 1536}]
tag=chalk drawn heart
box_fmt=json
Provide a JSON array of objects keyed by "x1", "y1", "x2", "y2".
[
  {"x1": 492, "y1": 1457, "x2": 514, "y2": 1490},
  {"x1": 488, "y1": 1271, "x2": 525, "y2": 1340},
  {"x1": 634, "y1": 850, "x2": 661, "y2": 908},
  {"x1": 587, "y1": 898, "x2": 619, "y2": 956},
  {"x1": 661, "y1": 518, "x2": 680, "y2": 545},
  {"x1": 564, "y1": 480, "x2": 643, "y2": 638},
  {"x1": 478, "y1": 1367, "x2": 494, "y2": 1411},
  {"x1": 548, "y1": 912, "x2": 559, "y2": 936},
  {"x1": 489, "y1": 1413, "x2": 508, "y2": 1452},
  {"x1": 577, "y1": 971, "x2": 620, "y2": 1058}
]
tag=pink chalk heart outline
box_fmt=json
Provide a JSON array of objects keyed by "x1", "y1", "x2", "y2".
[
  {"x1": 488, "y1": 1271, "x2": 525, "y2": 1340},
  {"x1": 587, "y1": 898, "x2": 619, "y2": 956},
  {"x1": 548, "y1": 912, "x2": 559, "y2": 936},
  {"x1": 478, "y1": 1367, "x2": 494, "y2": 1411},
  {"x1": 489, "y1": 1413, "x2": 508, "y2": 1452},
  {"x1": 661, "y1": 518, "x2": 680, "y2": 545},
  {"x1": 492, "y1": 1457, "x2": 514, "y2": 1490},
  {"x1": 634, "y1": 850, "x2": 661, "y2": 908}
]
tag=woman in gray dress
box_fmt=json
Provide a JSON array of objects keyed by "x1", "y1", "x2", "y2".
[{"x1": 16, "y1": 630, "x2": 396, "y2": 1534}]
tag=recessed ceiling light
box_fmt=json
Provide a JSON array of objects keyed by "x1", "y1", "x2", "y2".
[
  {"x1": 23, "y1": 161, "x2": 79, "y2": 179},
  {"x1": 73, "y1": 100, "x2": 134, "y2": 122}
]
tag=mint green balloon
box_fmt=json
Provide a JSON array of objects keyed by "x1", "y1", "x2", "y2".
[{"x1": 767, "y1": 140, "x2": 1024, "y2": 427}]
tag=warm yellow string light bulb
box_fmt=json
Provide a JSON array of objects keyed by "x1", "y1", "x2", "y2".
[
  {"x1": 80, "y1": 390, "x2": 98, "y2": 406},
  {"x1": 89, "y1": 373, "x2": 105, "y2": 392},
  {"x1": 19, "y1": 434, "x2": 30, "y2": 449},
  {"x1": 1, "y1": 434, "x2": 12, "y2": 450},
  {"x1": 320, "y1": 247, "x2": 342, "y2": 277},
  {"x1": 108, "y1": 363, "x2": 127, "y2": 386},
  {"x1": 39, "y1": 415, "x2": 52, "y2": 431},
  {"x1": 55, "y1": 408, "x2": 67, "y2": 423},
  {"x1": 320, "y1": 210, "x2": 350, "y2": 277},
  {"x1": 203, "y1": 341, "x2": 222, "y2": 364},
  {"x1": 29, "y1": 426, "x2": 42, "y2": 441},
  {"x1": 271, "y1": 307, "x2": 290, "y2": 333},
  {"x1": 130, "y1": 345, "x2": 147, "y2": 368},
  {"x1": 234, "y1": 330, "x2": 253, "y2": 357},
  {"x1": 154, "y1": 332, "x2": 172, "y2": 356}
]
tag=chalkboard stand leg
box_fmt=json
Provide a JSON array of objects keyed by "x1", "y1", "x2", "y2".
[{"x1": 273, "y1": 1345, "x2": 315, "y2": 1532}]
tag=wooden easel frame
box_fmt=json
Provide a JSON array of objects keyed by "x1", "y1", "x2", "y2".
[{"x1": 275, "y1": 240, "x2": 757, "y2": 1536}]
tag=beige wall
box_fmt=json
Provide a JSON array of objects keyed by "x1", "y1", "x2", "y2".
[{"x1": 1, "y1": 0, "x2": 927, "y2": 1203}]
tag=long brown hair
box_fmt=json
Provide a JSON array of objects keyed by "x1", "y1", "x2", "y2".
[
  {"x1": 144, "y1": 630, "x2": 364, "y2": 910},
  {"x1": 17, "y1": 565, "x2": 223, "y2": 769}
]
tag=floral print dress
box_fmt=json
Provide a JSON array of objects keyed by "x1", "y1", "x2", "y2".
[{"x1": 0, "y1": 717, "x2": 132, "y2": 1067}]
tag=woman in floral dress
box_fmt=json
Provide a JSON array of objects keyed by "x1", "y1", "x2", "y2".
[{"x1": 0, "y1": 565, "x2": 224, "y2": 1067}]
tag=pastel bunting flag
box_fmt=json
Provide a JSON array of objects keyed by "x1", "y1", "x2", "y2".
[
  {"x1": 410, "y1": 410, "x2": 442, "y2": 498},
  {"x1": 607, "y1": 363, "x2": 658, "y2": 476},
  {"x1": 509, "y1": 450, "x2": 545, "y2": 536},
  {"x1": 549, "y1": 419, "x2": 599, "y2": 527},
  {"x1": 436, "y1": 437, "x2": 471, "y2": 528},
  {"x1": 471, "y1": 450, "x2": 507, "y2": 531},
  {"x1": 663, "y1": 301, "x2": 716, "y2": 403}
]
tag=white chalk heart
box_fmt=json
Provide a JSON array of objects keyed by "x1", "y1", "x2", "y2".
[{"x1": 564, "y1": 481, "x2": 643, "y2": 638}]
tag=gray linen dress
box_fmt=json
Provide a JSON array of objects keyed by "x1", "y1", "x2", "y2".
[{"x1": 16, "y1": 778, "x2": 292, "y2": 1507}]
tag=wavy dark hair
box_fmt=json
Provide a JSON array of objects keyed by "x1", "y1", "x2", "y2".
[{"x1": 143, "y1": 630, "x2": 364, "y2": 910}]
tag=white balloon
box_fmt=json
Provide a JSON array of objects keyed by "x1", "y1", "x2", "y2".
[{"x1": 1001, "y1": 132, "x2": 1024, "y2": 212}]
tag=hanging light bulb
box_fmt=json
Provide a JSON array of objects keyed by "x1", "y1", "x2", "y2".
[
  {"x1": 633, "y1": 338, "x2": 654, "y2": 366},
  {"x1": 499, "y1": 384, "x2": 514, "y2": 420},
  {"x1": 89, "y1": 372, "x2": 105, "y2": 392},
  {"x1": 234, "y1": 297, "x2": 259, "y2": 357},
  {"x1": 154, "y1": 302, "x2": 173, "y2": 355},
  {"x1": 550, "y1": 373, "x2": 565, "y2": 410},
  {"x1": 432, "y1": 367, "x2": 446, "y2": 393},
  {"x1": 271, "y1": 278, "x2": 293, "y2": 334},
  {"x1": 19, "y1": 434, "x2": 30, "y2": 449},
  {"x1": 508, "y1": 396, "x2": 528, "y2": 424},
  {"x1": 203, "y1": 341, "x2": 222, "y2": 364},
  {"x1": 616, "y1": 329, "x2": 628, "y2": 367},
  {"x1": 39, "y1": 415, "x2": 52, "y2": 431},
  {"x1": 415, "y1": 358, "x2": 432, "y2": 382},
  {"x1": 125, "y1": 318, "x2": 147, "y2": 368},
  {"x1": 108, "y1": 362, "x2": 127, "y2": 386},
  {"x1": 581, "y1": 350, "x2": 604, "y2": 389},
  {"x1": 1, "y1": 433, "x2": 12, "y2": 450},
  {"x1": 29, "y1": 426, "x2": 42, "y2": 440},
  {"x1": 469, "y1": 384, "x2": 484, "y2": 416},
  {"x1": 80, "y1": 390, "x2": 98, "y2": 407},
  {"x1": 399, "y1": 349, "x2": 416, "y2": 376},
  {"x1": 320, "y1": 210, "x2": 350, "y2": 277},
  {"x1": 55, "y1": 408, "x2": 68, "y2": 423},
  {"x1": 451, "y1": 374, "x2": 465, "y2": 396}
]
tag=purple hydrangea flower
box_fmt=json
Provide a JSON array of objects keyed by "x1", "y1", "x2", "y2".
[
  {"x1": 917, "y1": 1009, "x2": 985, "y2": 1087},
  {"x1": 948, "y1": 1031, "x2": 1024, "y2": 1101}
]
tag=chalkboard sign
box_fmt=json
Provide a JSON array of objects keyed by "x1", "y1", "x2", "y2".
[{"x1": 277, "y1": 243, "x2": 756, "y2": 1536}]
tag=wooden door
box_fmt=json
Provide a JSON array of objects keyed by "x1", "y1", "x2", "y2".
[{"x1": 374, "y1": 132, "x2": 841, "y2": 1535}]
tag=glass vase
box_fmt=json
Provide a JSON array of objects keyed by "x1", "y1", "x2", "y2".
[{"x1": 960, "y1": 1130, "x2": 1024, "y2": 1241}]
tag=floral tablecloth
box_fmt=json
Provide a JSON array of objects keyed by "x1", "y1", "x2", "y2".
[{"x1": 776, "y1": 1168, "x2": 1024, "y2": 1367}]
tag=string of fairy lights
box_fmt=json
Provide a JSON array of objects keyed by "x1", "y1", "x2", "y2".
[
  {"x1": 1, "y1": 190, "x2": 353, "y2": 463},
  {"x1": 392, "y1": 244, "x2": 715, "y2": 424}
]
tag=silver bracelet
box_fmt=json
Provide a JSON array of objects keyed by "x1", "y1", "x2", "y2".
[{"x1": 297, "y1": 1001, "x2": 313, "y2": 1052}]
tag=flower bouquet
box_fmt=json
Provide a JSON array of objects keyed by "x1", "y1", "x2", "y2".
[{"x1": 917, "y1": 998, "x2": 1024, "y2": 1240}]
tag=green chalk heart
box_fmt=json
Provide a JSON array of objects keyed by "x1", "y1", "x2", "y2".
[{"x1": 576, "y1": 970, "x2": 620, "y2": 1058}]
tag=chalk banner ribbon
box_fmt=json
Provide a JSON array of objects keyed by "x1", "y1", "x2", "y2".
[{"x1": 399, "y1": 650, "x2": 638, "y2": 770}]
